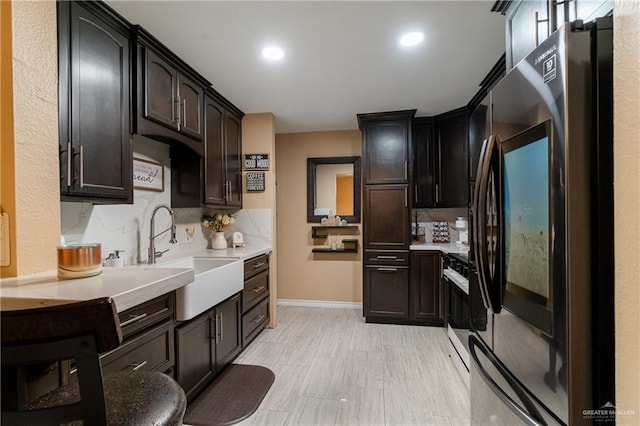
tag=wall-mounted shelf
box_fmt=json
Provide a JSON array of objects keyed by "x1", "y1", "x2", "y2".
[
  {"x1": 311, "y1": 225, "x2": 359, "y2": 239},
  {"x1": 312, "y1": 239, "x2": 359, "y2": 253}
]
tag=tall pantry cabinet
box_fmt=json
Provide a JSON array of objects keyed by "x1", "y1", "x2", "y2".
[{"x1": 358, "y1": 110, "x2": 416, "y2": 323}]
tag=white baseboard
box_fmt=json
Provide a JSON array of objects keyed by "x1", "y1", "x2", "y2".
[{"x1": 277, "y1": 299, "x2": 362, "y2": 309}]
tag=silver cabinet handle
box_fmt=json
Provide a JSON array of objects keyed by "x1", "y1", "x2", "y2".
[
  {"x1": 174, "y1": 96, "x2": 181, "y2": 130},
  {"x1": 404, "y1": 161, "x2": 408, "y2": 180},
  {"x1": 377, "y1": 267, "x2": 398, "y2": 272},
  {"x1": 66, "y1": 142, "x2": 72, "y2": 187},
  {"x1": 125, "y1": 360, "x2": 148, "y2": 372},
  {"x1": 252, "y1": 314, "x2": 266, "y2": 324},
  {"x1": 252, "y1": 285, "x2": 266, "y2": 293},
  {"x1": 435, "y1": 183, "x2": 439, "y2": 203},
  {"x1": 404, "y1": 187, "x2": 407, "y2": 207},
  {"x1": 219, "y1": 312, "x2": 224, "y2": 342},
  {"x1": 376, "y1": 255, "x2": 397, "y2": 260},
  {"x1": 414, "y1": 184, "x2": 418, "y2": 202},
  {"x1": 79, "y1": 145, "x2": 84, "y2": 187},
  {"x1": 253, "y1": 262, "x2": 266, "y2": 269},
  {"x1": 120, "y1": 313, "x2": 147, "y2": 328},
  {"x1": 182, "y1": 98, "x2": 187, "y2": 127}
]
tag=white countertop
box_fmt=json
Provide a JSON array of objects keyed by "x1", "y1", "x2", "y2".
[
  {"x1": 410, "y1": 241, "x2": 469, "y2": 256},
  {"x1": 0, "y1": 242, "x2": 272, "y2": 312},
  {"x1": 156, "y1": 242, "x2": 272, "y2": 262}
]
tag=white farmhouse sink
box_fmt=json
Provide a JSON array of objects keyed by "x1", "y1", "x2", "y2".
[{"x1": 160, "y1": 257, "x2": 243, "y2": 321}]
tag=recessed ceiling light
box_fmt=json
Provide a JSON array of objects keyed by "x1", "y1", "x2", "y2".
[
  {"x1": 399, "y1": 31, "x2": 425, "y2": 47},
  {"x1": 262, "y1": 46, "x2": 285, "y2": 60}
]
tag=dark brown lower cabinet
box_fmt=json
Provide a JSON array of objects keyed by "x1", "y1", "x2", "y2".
[
  {"x1": 364, "y1": 264, "x2": 410, "y2": 322},
  {"x1": 175, "y1": 293, "x2": 241, "y2": 401},
  {"x1": 410, "y1": 251, "x2": 443, "y2": 325},
  {"x1": 364, "y1": 250, "x2": 445, "y2": 326},
  {"x1": 241, "y1": 254, "x2": 270, "y2": 348}
]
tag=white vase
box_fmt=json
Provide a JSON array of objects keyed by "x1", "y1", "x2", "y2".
[{"x1": 212, "y1": 231, "x2": 227, "y2": 250}]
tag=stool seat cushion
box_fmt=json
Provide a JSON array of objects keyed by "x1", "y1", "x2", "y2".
[{"x1": 26, "y1": 372, "x2": 186, "y2": 426}]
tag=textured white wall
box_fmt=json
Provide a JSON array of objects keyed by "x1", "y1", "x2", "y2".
[
  {"x1": 12, "y1": 0, "x2": 60, "y2": 275},
  {"x1": 614, "y1": 0, "x2": 640, "y2": 422}
]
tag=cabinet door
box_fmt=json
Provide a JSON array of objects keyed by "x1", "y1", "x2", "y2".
[
  {"x1": 410, "y1": 251, "x2": 442, "y2": 324},
  {"x1": 225, "y1": 114, "x2": 243, "y2": 208},
  {"x1": 436, "y1": 113, "x2": 468, "y2": 207},
  {"x1": 144, "y1": 49, "x2": 178, "y2": 130},
  {"x1": 468, "y1": 101, "x2": 490, "y2": 182},
  {"x1": 214, "y1": 294, "x2": 242, "y2": 370},
  {"x1": 178, "y1": 74, "x2": 203, "y2": 140},
  {"x1": 203, "y1": 96, "x2": 226, "y2": 206},
  {"x1": 61, "y1": 2, "x2": 132, "y2": 201},
  {"x1": 364, "y1": 185, "x2": 410, "y2": 250},
  {"x1": 364, "y1": 266, "x2": 410, "y2": 320},
  {"x1": 506, "y1": 0, "x2": 551, "y2": 69},
  {"x1": 175, "y1": 312, "x2": 215, "y2": 400},
  {"x1": 363, "y1": 121, "x2": 409, "y2": 184},
  {"x1": 567, "y1": 0, "x2": 612, "y2": 23},
  {"x1": 412, "y1": 120, "x2": 435, "y2": 208}
]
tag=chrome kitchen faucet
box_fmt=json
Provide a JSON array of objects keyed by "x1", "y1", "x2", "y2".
[{"x1": 148, "y1": 204, "x2": 177, "y2": 264}]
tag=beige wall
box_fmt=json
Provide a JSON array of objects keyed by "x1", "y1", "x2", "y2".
[
  {"x1": 242, "y1": 113, "x2": 278, "y2": 326},
  {"x1": 614, "y1": 0, "x2": 640, "y2": 422},
  {"x1": 1, "y1": 1, "x2": 17, "y2": 277},
  {"x1": 4, "y1": 0, "x2": 59, "y2": 277},
  {"x1": 276, "y1": 130, "x2": 363, "y2": 303}
]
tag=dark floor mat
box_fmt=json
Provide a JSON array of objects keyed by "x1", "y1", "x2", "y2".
[{"x1": 183, "y1": 364, "x2": 275, "y2": 426}]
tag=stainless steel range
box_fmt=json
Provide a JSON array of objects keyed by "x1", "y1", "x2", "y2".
[{"x1": 442, "y1": 252, "x2": 470, "y2": 388}]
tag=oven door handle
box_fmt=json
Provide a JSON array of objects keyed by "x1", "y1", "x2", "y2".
[{"x1": 468, "y1": 335, "x2": 546, "y2": 426}]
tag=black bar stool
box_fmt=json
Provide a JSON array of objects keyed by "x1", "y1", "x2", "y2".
[{"x1": 1, "y1": 297, "x2": 186, "y2": 426}]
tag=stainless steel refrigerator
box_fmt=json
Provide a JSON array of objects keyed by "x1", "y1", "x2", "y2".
[{"x1": 470, "y1": 17, "x2": 614, "y2": 425}]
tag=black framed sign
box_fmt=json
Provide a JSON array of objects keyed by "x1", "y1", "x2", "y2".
[
  {"x1": 246, "y1": 172, "x2": 266, "y2": 192},
  {"x1": 244, "y1": 154, "x2": 269, "y2": 170}
]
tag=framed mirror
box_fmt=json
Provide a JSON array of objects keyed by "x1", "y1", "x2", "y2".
[{"x1": 307, "y1": 156, "x2": 361, "y2": 223}]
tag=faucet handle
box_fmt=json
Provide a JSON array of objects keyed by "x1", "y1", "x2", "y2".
[{"x1": 155, "y1": 249, "x2": 170, "y2": 259}]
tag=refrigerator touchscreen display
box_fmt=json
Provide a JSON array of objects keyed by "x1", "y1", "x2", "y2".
[{"x1": 502, "y1": 130, "x2": 550, "y2": 307}]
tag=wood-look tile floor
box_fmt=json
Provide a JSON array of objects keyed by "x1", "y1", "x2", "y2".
[{"x1": 233, "y1": 306, "x2": 470, "y2": 426}]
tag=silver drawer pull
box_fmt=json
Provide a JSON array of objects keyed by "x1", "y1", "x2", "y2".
[
  {"x1": 376, "y1": 256, "x2": 397, "y2": 260},
  {"x1": 120, "y1": 313, "x2": 147, "y2": 328},
  {"x1": 124, "y1": 360, "x2": 148, "y2": 372},
  {"x1": 251, "y1": 285, "x2": 266, "y2": 293},
  {"x1": 377, "y1": 267, "x2": 398, "y2": 272},
  {"x1": 252, "y1": 262, "x2": 266, "y2": 269},
  {"x1": 252, "y1": 314, "x2": 266, "y2": 324}
]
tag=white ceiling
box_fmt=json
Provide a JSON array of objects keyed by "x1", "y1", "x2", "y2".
[{"x1": 107, "y1": 1, "x2": 506, "y2": 134}]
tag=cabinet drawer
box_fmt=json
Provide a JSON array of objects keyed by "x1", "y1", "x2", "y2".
[
  {"x1": 101, "y1": 320, "x2": 174, "y2": 375},
  {"x1": 243, "y1": 270, "x2": 269, "y2": 313},
  {"x1": 244, "y1": 254, "x2": 269, "y2": 280},
  {"x1": 118, "y1": 292, "x2": 174, "y2": 339},
  {"x1": 365, "y1": 250, "x2": 409, "y2": 266},
  {"x1": 242, "y1": 298, "x2": 269, "y2": 347}
]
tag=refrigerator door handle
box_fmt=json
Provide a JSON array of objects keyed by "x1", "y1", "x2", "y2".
[
  {"x1": 468, "y1": 335, "x2": 546, "y2": 426},
  {"x1": 473, "y1": 136, "x2": 494, "y2": 311}
]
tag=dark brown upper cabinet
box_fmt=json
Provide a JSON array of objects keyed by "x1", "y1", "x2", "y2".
[
  {"x1": 133, "y1": 26, "x2": 208, "y2": 156},
  {"x1": 411, "y1": 109, "x2": 468, "y2": 208},
  {"x1": 358, "y1": 110, "x2": 416, "y2": 185},
  {"x1": 363, "y1": 185, "x2": 410, "y2": 250},
  {"x1": 58, "y1": 1, "x2": 133, "y2": 204},
  {"x1": 493, "y1": 0, "x2": 612, "y2": 70},
  {"x1": 434, "y1": 108, "x2": 469, "y2": 207},
  {"x1": 172, "y1": 90, "x2": 243, "y2": 209},
  {"x1": 203, "y1": 92, "x2": 243, "y2": 209},
  {"x1": 412, "y1": 118, "x2": 435, "y2": 208}
]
